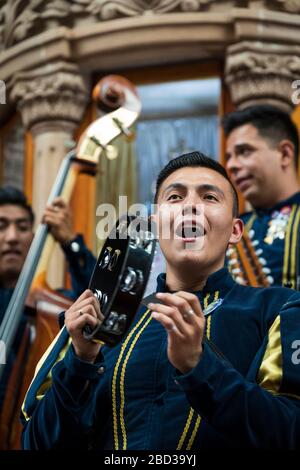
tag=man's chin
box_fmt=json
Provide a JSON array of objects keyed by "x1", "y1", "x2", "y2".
[
  {"x1": 240, "y1": 185, "x2": 259, "y2": 203},
  {"x1": 171, "y1": 249, "x2": 207, "y2": 267},
  {"x1": 0, "y1": 264, "x2": 22, "y2": 280}
]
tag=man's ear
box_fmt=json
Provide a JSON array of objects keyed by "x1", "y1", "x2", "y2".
[
  {"x1": 278, "y1": 139, "x2": 295, "y2": 169},
  {"x1": 229, "y1": 218, "x2": 244, "y2": 245}
]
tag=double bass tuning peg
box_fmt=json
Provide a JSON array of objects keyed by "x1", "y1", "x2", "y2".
[
  {"x1": 89, "y1": 136, "x2": 118, "y2": 160},
  {"x1": 112, "y1": 117, "x2": 135, "y2": 142}
]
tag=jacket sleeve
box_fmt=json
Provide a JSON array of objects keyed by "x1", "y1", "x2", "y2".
[
  {"x1": 61, "y1": 234, "x2": 96, "y2": 299},
  {"x1": 174, "y1": 295, "x2": 300, "y2": 449},
  {"x1": 21, "y1": 328, "x2": 107, "y2": 450}
]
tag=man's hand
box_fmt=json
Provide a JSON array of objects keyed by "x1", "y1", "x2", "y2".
[
  {"x1": 42, "y1": 197, "x2": 75, "y2": 246},
  {"x1": 148, "y1": 291, "x2": 205, "y2": 374},
  {"x1": 65, "y1": 289, "x2": 104, "y2": 363}
]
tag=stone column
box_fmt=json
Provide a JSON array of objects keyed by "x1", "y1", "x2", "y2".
[
  {"x1": 10, "y1": 62, "x2": 90, "y2": 287},
  {"x1": 225, "y1": 41, "x2": 300, "y2": 112}
]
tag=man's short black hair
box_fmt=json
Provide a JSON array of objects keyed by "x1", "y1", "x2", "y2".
[
  {"x1": 154, "y1": 151, "x2": 239, "y2": 217},
  {"x1": 0, "y1": 186, "x2": 34, "y2": 224},
  {"x1": 222, "y1": 104, "x2": 299, "y2": 169}
]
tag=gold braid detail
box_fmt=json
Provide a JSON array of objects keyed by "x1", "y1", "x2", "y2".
[
  {"x1": 112, "y1": 309, "x2": 151, "y2": 449},
  {"x1": 176, "y1": 291, "x2": 219, "y2": 450}
]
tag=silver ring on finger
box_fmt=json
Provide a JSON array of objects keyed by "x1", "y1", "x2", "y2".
[
  {"x1": 183, "y1": 308, "x2": 195, "y2": 319},
  {"x1": 187, "y1": 308, "x2": 195, "y2": 316},
  {"x1": 167, "y1": 324, "x2": 178, "y2": 333}
]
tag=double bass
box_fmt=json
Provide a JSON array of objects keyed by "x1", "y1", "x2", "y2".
[{"x1": 0, "y1": 75, "x2": 141, "y2": 449}]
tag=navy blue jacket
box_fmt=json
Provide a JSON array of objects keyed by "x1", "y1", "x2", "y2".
[
  {"x1": 21, "y1": 268, "x2": 300, "y2": 449},
  {"x1": 228, "y1": 191, "x2": 300, "y2": 289}
]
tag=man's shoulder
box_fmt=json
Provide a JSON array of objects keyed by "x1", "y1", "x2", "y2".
[{"x1": 231, "y1": 282, "x2": 299, "y2": 311}]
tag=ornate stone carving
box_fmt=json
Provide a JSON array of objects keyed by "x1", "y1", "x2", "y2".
[
  {"x1": 1, "y1": 1, "x2": 74, "y2": 48},
  {"x1": 88, "y1": 0, "x2": 215, "y2": 19},
  {"x1": 264, "y1": 0, "x2": 300, "y2": 13},
  {"x1": 0, "y1": 0, "x2": 221, "y2": 48},
  {"x1": 225, "y1": 42, "x2": 300, "y2": 111},
  {"x1": 9, "y1": 62, "x2": 90, "y2": 131}
]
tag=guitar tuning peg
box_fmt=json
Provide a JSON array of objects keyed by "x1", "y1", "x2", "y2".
[
  {"x1": 252, "y1": 240, "x2": 259, "y2": 247},
  {"x1": 267, "y1": 275, "x2": 274, "y2": 285},
  {"x1": 255, "y1": 248, "x2": 263, "y2": 256}
]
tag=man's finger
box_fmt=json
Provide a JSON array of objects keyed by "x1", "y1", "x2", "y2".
[
  {"x1": 72, "y1": 289, "x2": 95, "y2": 305},
  {"x1": 70, "y1": 295, "x2": 102, "y2": 319},
  {"x1": 173, "y1": 291, "x2": 204, "y2": 319},
  {"x1": 67, "y1": 314, "x2": 99, "y2": 334},
  {"x1": 156, "y1": 292, "x2": 203, "y2": 319},
  {"x1": 148, "y1": 302, "x2": 190, "y2": 334},
  {"x1": 51, "y1": 197, "x2": 67, "y2": 208},
  {"x1": 151, "y1": 312, "x2": 182, "y2": 337}
]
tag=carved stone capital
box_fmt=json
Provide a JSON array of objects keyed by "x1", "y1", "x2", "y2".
[
  {"x1": 225, "y1": 41, "x2": 300, "y2": 112},
  {"x1": 9, "y1": 62, "x2": 90, "y2": 132}
]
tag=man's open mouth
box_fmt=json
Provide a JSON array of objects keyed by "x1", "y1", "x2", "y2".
[{"x1": 175, "y1": 221, "x2": 205, "y2": 240}]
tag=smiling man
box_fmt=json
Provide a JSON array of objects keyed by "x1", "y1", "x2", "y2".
[
  {"x1": 0, "y1": 192, "x2": 34, "y2": 292},
  {"x1": 22, "y1": 152, "x2": 300, "y2": 450},
  {"x1": 222, "y1": 105, "x2": 300, "y2": 288}
]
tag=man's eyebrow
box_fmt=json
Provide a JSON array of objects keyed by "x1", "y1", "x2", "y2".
[
  {"x1": 162, "y1": 183, "x2": 224, "y2": 197},
  {"x1": 235, "y1": 143, "x2": 256, "y2": 151},
  {"x1": 163, "y1": 183, "x2": 186, "y2": 195},
  {"x1": 199, "y1": 184, "x2": 225, "y2": 197},
  {"x1": 0, "y1": 217, "x2": 31, "y2": 223}
]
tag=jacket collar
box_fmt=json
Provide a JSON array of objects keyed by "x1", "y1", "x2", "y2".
[{"x1": 156, "y1": 267, "x2": 235, "y2": 300}]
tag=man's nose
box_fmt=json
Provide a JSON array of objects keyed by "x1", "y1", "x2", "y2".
[
  {"x1": 182, "y1": 194, "x2": 202, "y2": 215},
  {"x1": 4, "y1": 224, "x2": 19, "y2": 242},
  {"x1": 226, "y1": 154, "x2": 241, "y2": 175}
]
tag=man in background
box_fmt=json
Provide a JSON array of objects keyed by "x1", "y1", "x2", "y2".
[
  {"x1": 0, "y1": 186, "x2": 96, "y2": 446},
  {"x1": 222, "y1": 104, "x2": 300, "y2": 288}
]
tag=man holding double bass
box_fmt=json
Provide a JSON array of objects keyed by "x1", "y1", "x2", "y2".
[{"x1": 0, "y1": 186, "x2": 95, "y2": 447}]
